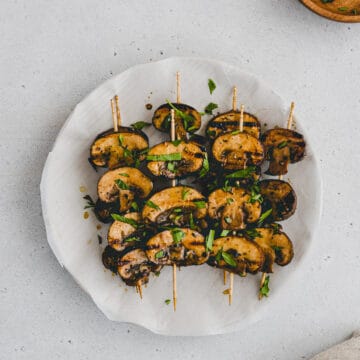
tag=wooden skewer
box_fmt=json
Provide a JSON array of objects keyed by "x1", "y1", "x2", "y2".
[
  {"x1": 259, "y1": 102, "x2": 295, "y2": 299},
  {"x1": 239, "y1": 104, "x2": 245, "y2": 132},
  {"x1": 176, "y1": 71, "x2": 181, "y2": 103},
  {"x1": 114, "y1": 95, "x2": 122, "y2": 127},
  {"x1": 229, "y1": 270, "x2": 234, "y2": 305},
  {"x1": 170, "y1": 108, "x2": 177, "y2": 311},
  {"x1": 110, "y1": 98, "x2": 118, "y2": 132},
  {"x1": 232, "y1": 86, "x2": 237, "y2": 111}
]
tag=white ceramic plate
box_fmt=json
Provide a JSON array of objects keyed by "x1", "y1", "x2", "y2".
[{"x1": 40, "y1": 57, "x2": 321, "y2": 336}]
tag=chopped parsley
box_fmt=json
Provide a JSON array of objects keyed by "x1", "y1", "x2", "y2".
[
  {"x1": 245, "y1": 229, "x2": 262, "y2": 239},
  {"x1": 225, "y1": 166, "x2": 256, "y2": 179},
  {"x1": 165, "y1": 100, "x2": 195, "y2": 131},
  {"x1": 111, "y1": 214, "x2": 139, "y2": 228},
  {"x1": 226, "y1": 198, "x2": 234, "y2": 205},
  {"x1": 130, "y1": 201, "x2": 139, "y2": 211},
  {"x1": 205, "y1": 229, "x2": 215, "y2": 251},
  {"x1": 131, "y1": 121, "x2": 151, "y2": 130},
  {"x1": 167, "y1": 162, "x2": 176, "y2": 172},
  {"x1": 145, "y1": 200, "x2": 160, "y2": 210},
  {"x1": 220, "y1": 230, "x2": 230, "y2": 237},
  {"x1": 257, "y1": 209, "x2": 273, "y2": 225},
  {"x1": 231, "y1": 130, "x2": 241, "y2": 135},
  {"x1": 193, "y1": 200, "x2": 206, "y2": 209},
  {"x1": 146, "y1": 153, "x2": 182, "y2": 161},
  {"x1": 278, "y1": 141, "x2": 288, "y2": 149},
  {"x1": 224, "y1": 216, "x2": 232, "y2": 224},
  {"x1": 204, "y1": 102, "x2": 218, "y2": 115},
  {"x1": 115, "y1": 178, "x2": 129, "y2": 190},
  {"x1": 124, "y1": 236, "x2": 141, "y2": 242},
  {"x1": 155, "y1": 250, "x2": 165, "y2": 259},
  {"x1": 118, "y1": 173, "x2": 129, "y2": 177},
  {"x1": 260, "y1": 275, "x2": 270, "y2": 297},
  {"x1": 199, "y1": 153, "x2": 209, "y2": 178},
  {"x1": 165, "y1": 299, "x2": 171, "y2": 305},
  {"x1": 172, "y1": 139, "x2": 182, "y2": 146},
  {"x1": 171, "y1": 228, "x2": 185, "y2": 244},
  {"x1": 208, "y1": 79, "x2": 216, "y2": 94},
  {"x1": 181, "y1": 187, "x2": 190, "y2": 200},
  {"x1": 221, "y1": 251, "x2": 237, "y2": 267}
]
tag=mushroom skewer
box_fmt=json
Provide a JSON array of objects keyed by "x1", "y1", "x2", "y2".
[
  {"x1": 170, "y1": 108, "x2": 178, "y2": 311},
  {"x1": 258, "y1": 102, "x2": 295, "y2": 300}
]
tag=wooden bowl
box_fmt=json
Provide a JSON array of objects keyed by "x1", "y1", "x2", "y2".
[{"x1": 300, "y1": 0, "x2": 360, "y2": 22}]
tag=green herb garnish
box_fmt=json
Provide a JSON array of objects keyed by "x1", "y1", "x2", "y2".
[
  {"x1": 118, "y1": 134, "x2": 124, "y2": 146},
  {"x1": 155, "y1": 250, "x2": 165, "y2": 259},
  {"x1": 83, "y1": 195, "x2": 95, "y2": 209},
  {"x1": 226, "y1": 198, "x2": 234, "y2": 205},
  {"x1": 258, "y1": 209, "x2": 273, "y2": 225},
  {"x1": 206, "y1": 229, "x2": 215, "y2": 251},
  {"x1": 171, "y1": 228, "x2": 185, "y2": 244},
  {"x1": 130, "y1": 201, "x2": 139, "y2": 211},
  {"x1": 111, "y1": 214, "x2": 138, "y2": 228},
  {"x1": 221, "y1": 251, "x2": 237, "y2": 267},
  {"x1": 338, "y1": 6, "x2": 348, "y2": 11},
  {"x1": 278, "y1": 141, "x2": 288, "y2": 149},
  {"x1": 225, "y1": 166, "x2": 256, "y2": 179},
  {"x1": 172, "y1": 139, "x2": 182, "y2": 146},
  {"x1": 199, "y1": 153, "x2": 209, "y2": 178},
  {"x1": 124, "y1": 236, "x2": 141, "y2": 242},
  {"x1": 224, "y1": 216, "x2": 232, "y2": 224},
  {"x1": 131, "y1": 121, "x2": 151, "y2": 130},
  {"x1": 220, "y1": 230, "x2": 230, "y2": 237},
  {"x1": 204, "y1": 102, "x2": 218, "y2": 115},
  {"x1": 193, "y1": 200, "x2": 206, "y2": 209},
  {"x1": 231, "y1": 130, "x2": 241, "y2": 135},
  {"x1": 208, "y1": 79, "x2": 216, "y2": 94},
  {"x1": 165, "y1": 299, "x2": 171, "y2": 305},
  {"x1": 115, "y1": 178, "x2": 129, "y2": 190},
  {"x1": 165, "y1": 100, "x2": 195, "y2": 131},
  {"x1": 146, "y1": 153, "x2": 182, "y2": 161},
  {"x1": 181, "y1": 188, "x2": 190, "y2": 200},
  {"x1": 145, "y1": 200, "x2": 161, "y2": 210},
  {"x1": 260, "y1": 275, "x2": 270, "y2": 297},
  {"x1": 189, "y1": 213, "x2": 195, "y2": 229},
  {"x1": 222, "y1": 180, "x2": 232, "y2": 193},
  {"x1": 167, "y1": 162, "x2": 176, "y2": 172},
  {"x1": 245, "y1": 229, "x2": 262, "y2": 239}
]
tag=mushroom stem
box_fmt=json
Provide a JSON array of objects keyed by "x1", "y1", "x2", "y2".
[
  {"x1": 115, "y1": 95, "x2": 122, "y2": 127},
  {"x1": 232, "y1": 86, "x2": 237, "y2": 111},
  {"x1": 176, "y1": 71, "x2": 181, "y2": 103},
  {"x1": 110, "y1": 98, "x2": 118, "y2": 132}
]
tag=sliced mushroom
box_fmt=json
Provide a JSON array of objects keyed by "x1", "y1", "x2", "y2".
[
  {"x1": 259, "y1": 180, "x2": 297, "y2": 221},
  {"x1": 212, "y1": 132, "x2": 264, "y2": 170},
  {"x1": 97, "y1": 167, "x2": 153, "y2": 213},
  {"x1": 261, "y1": 128, "x2": 305, "y2": 175},
  {"x1": 90, "y1": 128, "x2": 149, "y2": 169},
  {"x1": 208, "y1": 236, "x2": 264, "y2": 275},
  {"x1": 142, "y1": 186, "x2": 207, "y2": 226},
  {"x1": 94, "y1": 198, "x2": 120, "y2": 223},
  {"x1": 208, "y1": 187, "x2": 261, "y2": 230},
  {"x1": 146, "y1": 228, "x2": 208, "y2": 266},
  {"x1": 108, "y1": 212, "x2": 143, "y2": 251},
  {"x1": 146, "y1": 141, "x2": 206, "y2": 179},
  {"x1": 206, "y1": 111, "x2": 260, "y2": 139},
  {"x1": 248, "y1": 227, "x2": 294, "y2": 273},
  {"x1": 102, "y1": 245, "x2": 121, "y2": 273},
  {"x1": 118, "y1": 248, "x2": 162, "y2": 286},
  {"x1": 152, "y1": 103, "x2": 201, "y2": 139}
]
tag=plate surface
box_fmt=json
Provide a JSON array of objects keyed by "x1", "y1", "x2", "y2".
[
  {"x1": 300, "y1": 0, "x2": 360, "y2": 22},
  {"x1": 40, "y1": 57, "x2": 322, "y2": 336}
]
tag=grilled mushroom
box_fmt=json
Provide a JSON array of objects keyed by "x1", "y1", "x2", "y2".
[
  {"x1": 206, "y1": 111, "x2": 260, "y2": 140},
  {"x1": 259, "y1": 180, "x2": 297, "y2": 221},
  {"x1": 261, "y1": 128, "x2": 305, "y2": 175},
  {"x1": 146, "y1": 228, "x2": 208, "y2": 266},
  {"x1": 118, "y1": 248, "x2": 162, "y2": 286},
  {"x1": 146, "y1": 141, "x2": 206, "y2": 178},
  {"x1": 212, "y1": 132, "x2": 264, "y2": 170},
  {"x1": 97, "y1": 167, "x2": 153, "y2": 213},
  {"x1": 90, "y1": 128, "x2": 149, "y2": 169},
  {"x1": 208, "y1": 236, "x2": 264, "y2": 275},
  {"x1": 152, "y1": 103, "x2": 201, "y2": 139},
  {"x1": 108, "y1": 212, "x2": 144, "y2": 251},
  {"x1": 208, "y1": 187, "x2": 261, "y2": 230},
  {"x1": 102, "y1": 245, "x2": 121, "y2": 273},
  {"x1": 94, "y1": 199, "x2": 120, "y2": 223},
  {"x1": 142, "y1": 186, "x2": 207, "y2": 226},
  {"x1": 248, "y1": 227, "x2": 294, "y2": 273}
]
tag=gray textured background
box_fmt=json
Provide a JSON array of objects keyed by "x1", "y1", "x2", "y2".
[{"x1": 1, "y1": 1, "x2": 359, "y2": 359}]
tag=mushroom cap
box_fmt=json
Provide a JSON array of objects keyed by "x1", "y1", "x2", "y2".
[
  {"x1": 152, "y1": 103, "x2": 201, "y2": 138},
  {"x1": 97, "y1": 167, "x2": 153, "y2": 205},
  {"x1": 208, "y1": 236, "x2": 265, "y2": 275},
  {"x1": 147, "y1": 141, "x2": 206, "y2": 179},
  {"x1": 249, "y1": 227, "x2": 294, "y2": 273},
  {"x1": 90, "y1": 128, "x2": 148, "y2": 169},
  {"x1": 206, "y1": 110, "x2": 260, "y2": 139},
  {"x1": 261, "y1": 128, "x2": 306, "y2": 175},
  {"x1": 259, "y1": 179, "x2": 297, "y2": 221},
  {"x1": 142, "y1": 186, "x2": 207, "y2": 225},
  {"x1": 146, "y1": 228, "x2": 208, "y2": 266},
  {"x1": 208, "y1": 187, "x2": 261, "y2": 230},
  {"x1": 212, "y1": 132, "x2": 264, "y2": 170},
  {"x1": 108, "y1": 212, "x2": 142, "y2": 252},
  {"x1": 117, "y1": 248, "x2": 162, "y2": 286}
]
